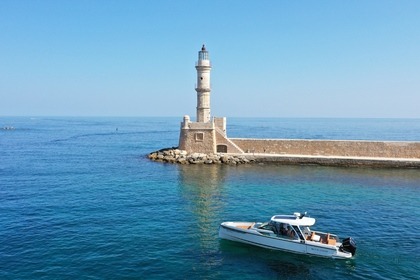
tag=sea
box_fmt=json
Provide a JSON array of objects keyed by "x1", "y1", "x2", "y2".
[{"x1": 1, "y1": 117, "x2": 419, "y2": 280}]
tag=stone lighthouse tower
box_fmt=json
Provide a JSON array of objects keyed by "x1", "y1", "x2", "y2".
[
  {"x1": 195, "y1": 45, "x2": 211, "y2": 123},
  {"x1": 179, "y1": 45, "x2": 243, "y2": 155}
]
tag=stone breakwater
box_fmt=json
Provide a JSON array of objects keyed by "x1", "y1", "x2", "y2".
[
  {"x1": 148, "y1": 148, "x2": 420, "y2": 168},
  {"x1": 148, "y1": 148, "x2": 255, "y2": 165}
]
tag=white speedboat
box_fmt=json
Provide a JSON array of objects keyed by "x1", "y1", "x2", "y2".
[{"x1": 219, "y1": 212, "x2": 356, "y2": 259}]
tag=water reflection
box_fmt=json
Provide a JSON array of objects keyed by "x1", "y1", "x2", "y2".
[
  {"x1": 177, "y1": 164, "x2": 228, "y2": 272},
  {"x1": 177, "y1": 164, "x2": 227, "y2": 222}
]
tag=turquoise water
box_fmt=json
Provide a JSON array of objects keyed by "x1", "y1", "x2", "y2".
[{"x1": 1, "y1": 117, "x2": 419, "y2": 279}]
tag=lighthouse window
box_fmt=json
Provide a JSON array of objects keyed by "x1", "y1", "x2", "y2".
[
  {"x1": 200, "y1": 77, "x2": 203, "y2": 80},
  {"x1": 195, "y1": 133, "x2": 204, "y2": 142}
]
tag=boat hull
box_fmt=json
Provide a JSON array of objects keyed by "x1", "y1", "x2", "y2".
[{"x1": 219, "y1": 222, "x2": 352, "y2": 259}]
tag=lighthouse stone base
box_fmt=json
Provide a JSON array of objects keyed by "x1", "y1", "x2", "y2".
[{"x1": 178, "y1": 115, "x2": 243, "y2": 155}]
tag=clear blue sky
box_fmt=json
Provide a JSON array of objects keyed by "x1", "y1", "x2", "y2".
[{"x1": 1, "y1": 0, "x2": 419, "y2": 118}]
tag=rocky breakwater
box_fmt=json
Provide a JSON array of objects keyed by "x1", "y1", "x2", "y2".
[{"x1": 148, "y1": 148, "x2": 254, "y2": 165}]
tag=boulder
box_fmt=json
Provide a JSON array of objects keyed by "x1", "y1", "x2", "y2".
[{"x1": 148, "y1": 148, "x2": 254, "y2": 165}]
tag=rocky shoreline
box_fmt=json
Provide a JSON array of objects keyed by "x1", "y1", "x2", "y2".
[{"x1": 148, "y1": 148, "x2": 255, "y2": 165}]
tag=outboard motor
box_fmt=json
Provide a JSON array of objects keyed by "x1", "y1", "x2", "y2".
[{"x1": 340, "y1": 237, "x2": 357, "y2": 256}]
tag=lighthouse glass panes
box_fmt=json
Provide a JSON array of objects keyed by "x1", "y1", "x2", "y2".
[{"x1": 199, "y1": 49, "x2": 209, "y2": 60}]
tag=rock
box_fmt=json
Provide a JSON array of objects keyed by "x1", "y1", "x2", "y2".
[
  {"x1": 177, "y1": 158, "x2": 187, "y2": 164},
  {"x1": 163, "y1": 156, "x2": 175, "y2": 163},
  {"x1": 221, "y1": 155, "x2": 229, "y2": 163},
  {"x1": 148, "y1": 153, "x2": 157, "y2": 159},
  {"x1": 148, "y1": 148, "x2": 254, "y2": 165}
]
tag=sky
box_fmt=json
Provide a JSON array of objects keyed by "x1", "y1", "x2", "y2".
[{"x1": 0, "y1": 0, "x2": 419, "y2": 118}]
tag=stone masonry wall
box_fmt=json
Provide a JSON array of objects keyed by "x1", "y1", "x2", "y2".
[
  {"x1": 214, "y1": 129, "x2": 242, "y2": 153},
  {"x1": 231, "y1": 138, "x2": 420, "y2": 159},
  {"x1": 179, "y1": 128, "x2": 216, "y2": 154}
]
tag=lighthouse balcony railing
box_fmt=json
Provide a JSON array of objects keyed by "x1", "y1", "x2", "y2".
[{"x1": 195, "y1": 85, "x2": 211, "y2": 92}]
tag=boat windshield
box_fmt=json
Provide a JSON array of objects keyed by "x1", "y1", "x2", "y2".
[
  {"x1": 275, "y1": 222, "x2": 299, "y2": 240},
  {"x1": 258, "y1": 222, "x2": 272, "y2": 230}
]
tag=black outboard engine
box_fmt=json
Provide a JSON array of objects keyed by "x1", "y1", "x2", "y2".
[{"x1": 339, "y1": 237, "x2": 357, "y2": 256}]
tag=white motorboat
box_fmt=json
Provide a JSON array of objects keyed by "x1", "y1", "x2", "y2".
[{"x1": 219, "y1": 212, "x2": 356, "y2": 259}]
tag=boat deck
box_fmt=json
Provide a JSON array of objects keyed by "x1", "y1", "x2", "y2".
[
  {"x1": 235, "y1": 223, "x2": 255, "y2": 230},
  {"x1": 232, "y1": 223, "x2": 338, "y2": 246}
]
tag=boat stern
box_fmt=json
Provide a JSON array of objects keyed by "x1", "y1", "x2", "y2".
[{"x1": 338, "y1": 237, "x2": 357, "y2": 257}]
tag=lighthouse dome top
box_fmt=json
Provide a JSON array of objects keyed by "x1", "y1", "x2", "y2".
[{"x1": 201, "y1": 44, "x2": 206, "y2": 51}]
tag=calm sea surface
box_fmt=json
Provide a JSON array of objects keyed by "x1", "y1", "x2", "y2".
[{"x1": 1, "y1": 117, "x2": 419, "y2": 279}]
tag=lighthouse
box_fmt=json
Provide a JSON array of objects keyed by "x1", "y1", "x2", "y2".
[
  {"x1": 195, "y1": 45, "x2": 211, "y2": 123},
  {"x1": 179, "y1": 45, "x2": 240, "y2": 155}
]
